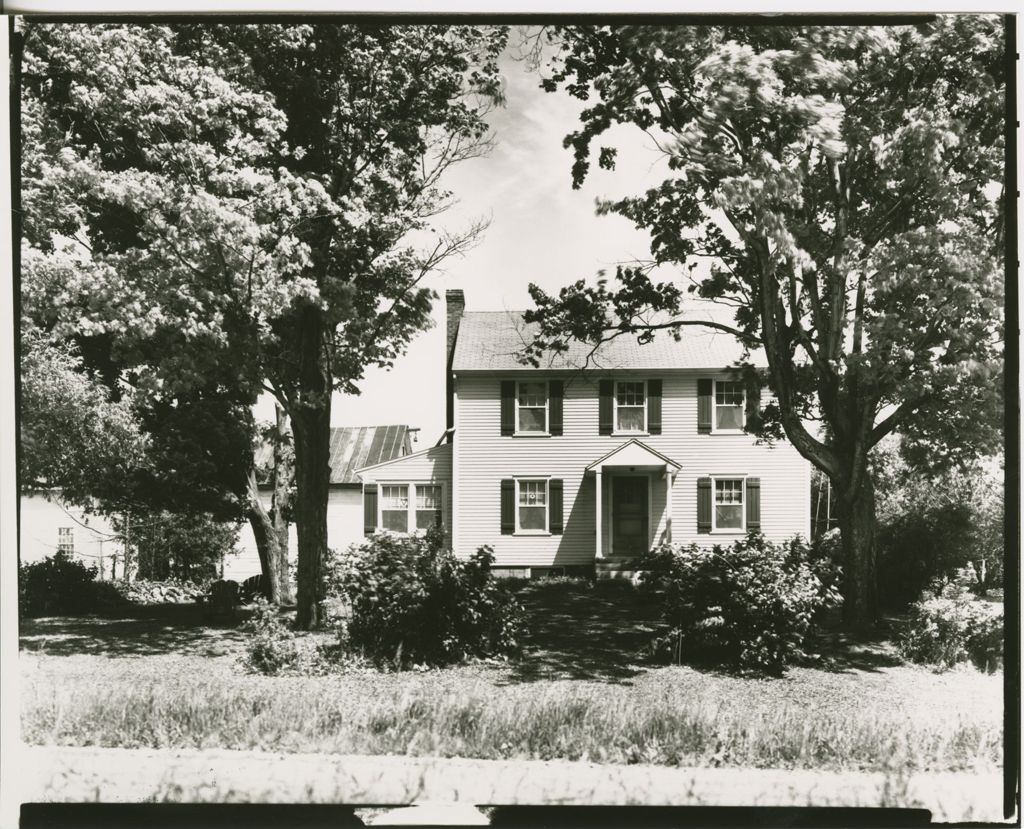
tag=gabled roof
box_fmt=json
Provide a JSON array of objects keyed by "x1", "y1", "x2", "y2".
[
  {"x1": 586, "y1": 439, "x2": 681, "y2": 472},
  {"x1": 451, "y1": 311, "x2": 767, "y2": 372},
  {"x1": 256, "y1": 425, "x2": 412, "y2": 486}
]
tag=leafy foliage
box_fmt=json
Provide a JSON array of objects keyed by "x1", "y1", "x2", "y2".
[
  {"x1": 111, "y1": 511, "x2": 239, "y2": 583},
  {"x1": 524, "y1": 19, "x2": 1005, "y2": 624},
  {"x1": 637, "y1": 534, "x2": 842, "y2": 674},
  {"x1": 19, "y1": 551, "x2": 127, "y2": 618},
  {"x1": 874, "y1": 443, "x2": 1004, "y2": 608},
  {"x1": 329, "y1": 527, "x2": 526, "y2": 669},
  {"x1": 19, "y1": 325, "x2": 146, "y2": 505},
  {"x1": 20, "y1": 22, "x2": 509, "y2": 627},
  {"x1": 241, "y1": 599, "x2": 303, "y2": 675},
  {"x1": 898, "y1": 597, "x2": 1003, "y2": 672}
]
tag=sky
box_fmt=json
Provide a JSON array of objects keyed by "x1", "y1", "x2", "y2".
[{"x1": 258, "y1": 40, "x2": 685, "y2": 446}]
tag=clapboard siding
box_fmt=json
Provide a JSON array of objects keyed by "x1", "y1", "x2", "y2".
[
  {"x1": 357, "y1": 444, "x2": 453, "y2": 535},
  {"x1": 453, "y1": 372, "x2": 810, "y2": 566}
]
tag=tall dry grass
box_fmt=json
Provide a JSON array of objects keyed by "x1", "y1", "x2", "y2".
[{"x1": 21, "y1": 666, "x2": 1001, "y2": 773}]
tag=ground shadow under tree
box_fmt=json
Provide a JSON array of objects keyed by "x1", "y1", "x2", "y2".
[
  {"x1": 19, "y1": 603, "x2": 255, "y2": 658},
  {"x1": 502, "y1": 580, "x2": 664, "y2": 684}
]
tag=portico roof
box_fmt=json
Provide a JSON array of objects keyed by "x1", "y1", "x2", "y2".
[{"x1": 585, "y1": 439, "x2": 681, "y2": 472}]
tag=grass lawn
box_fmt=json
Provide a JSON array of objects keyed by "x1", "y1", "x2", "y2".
[{"x1": 19, "y1": 580, "x2": 1003, "y2": 774}]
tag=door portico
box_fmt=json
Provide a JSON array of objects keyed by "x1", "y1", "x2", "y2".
[{"x1": 586, "y1": 440, "x2": 681, "y2": 560}]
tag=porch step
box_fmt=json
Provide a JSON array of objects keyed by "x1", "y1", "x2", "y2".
[{"x1": 595, "y1": 558, "x2": 643, "y2": 582}]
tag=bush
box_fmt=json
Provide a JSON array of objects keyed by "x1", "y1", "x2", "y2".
[
  {"x1": 328, "y1": 526, "x2": 526, "y2": 669},
  {"x1": 898, "y1": 597, "x2": 1003, "y2": 672},
  {"x1": 19, "y1": 550, "x2": 127, "y2": 617},
  {"x1": 636, "y1": 534, "x2": 842, "y2": 674},
  {"x1": 240, "y1": 599, "x2": 302, "y2": 675}
]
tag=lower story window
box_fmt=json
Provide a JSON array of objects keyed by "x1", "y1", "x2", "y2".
[
  {"x1": 381, "y1": 485, "x2": 410, "y2": 533},
  {"x1": 415, "y1": 484, "x2": 442, "y2": 530},
  {"x1": 714, "y1": 478, "x2": 744, "y2": 530},
  {"x1": 517, "y1": 479, "x2": 548, "y2": 532},
  {"x1": 57, "y1": 527, "x2": 74, "y2": 554}
]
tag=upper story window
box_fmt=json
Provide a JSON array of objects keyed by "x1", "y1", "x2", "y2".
[
  {"x1": 516, "y1": 382, "x2": 548, "y2": 433},
  {"x1": 57, "y1": 527, "x2": 74, "y2": 554},
  {"x1": 714, "y1": 380, "x2": 745, "y2": 432},
  {"x1": 615, "y1": 381, "x2": 646, "y2": 432},
  {"x1": 517, "y1": 479, "x2": 548, "y2": 532},
  {"x1": 714, "y1": 478, "x2": 745, "y2": 530}
]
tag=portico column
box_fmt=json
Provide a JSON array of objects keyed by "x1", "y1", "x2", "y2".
[
  {"x1": 595, "y1": 467, "x2": 603, "y2": 559},
  {"x1": 665, "y1": 469, "x2": 673, "y2": 544}
]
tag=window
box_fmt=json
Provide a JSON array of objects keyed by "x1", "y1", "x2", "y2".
[
  {"x1": 379, "y1": 483, "x2": 444, "y2": 534},
  {"x1": 517, "y1": 479, "x2": 548, "y2": 532},
  {"x1": 516, "y1": 382, "x2": 548, "y2": 433},
  {"x1": 57, "y1": 527, "x2": 74, "y2": 554},
  {"x1": 415, "y1": 484, "x2": 442, "y2": 530},
  {"x1": 714, "y1": 478, "x2": 744, "y2": 530},
  {"x1": 615, "y1": 381, "x2": 646, "y2": 432},
  {"x1": 715, "y1": 381, "x2": 745, "y2": 431},
  {"x1": 381, "y1": 485, "x2": 410, "y2": 533}
]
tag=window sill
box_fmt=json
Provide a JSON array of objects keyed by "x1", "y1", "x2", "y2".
[
  {"x1": 513, "y1": 431, "x2": 551, "y2": 438},
  {"x1": 710, "y1": 429, "x2": 746, "y2": 435},
  {"x1": 711, "y1": 528, "x2": 746, "y2": 534},
  {"x1": 513, "y1": 531, "x2": 552, "y2": 537},
  {"x1": 611, "y1": 431, "x2": 649, "y2": 437}
]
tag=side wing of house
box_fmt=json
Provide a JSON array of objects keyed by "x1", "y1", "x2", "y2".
[
  {"x1": 357, "y1": 443, "x2": 453, "y2": 541},
  {"x1": 19, "y1": 493, "x2": 125, "y2": 579}
]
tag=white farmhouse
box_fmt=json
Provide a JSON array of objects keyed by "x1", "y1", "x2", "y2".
[{"x1": 358, "y1": 290, "x2": 811, "y2": 577}]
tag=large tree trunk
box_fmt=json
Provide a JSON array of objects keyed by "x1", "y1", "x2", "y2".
[
  {"x1": 271, "y1": 405, "x2": 294, "y2": 604},
  {"x1": 246, "y1": 469, "x2": 282, "y2": 603},
  {"x1": 834, "y1": 474, "x2": 879, "y2": 629},
  {"x1": 292, "y1": 308, "x2": 332, "y2": 630}
]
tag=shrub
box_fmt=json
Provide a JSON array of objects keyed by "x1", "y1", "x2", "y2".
[
  {"x1": 240, "y1": 599, "x2": 301, "y2": 675},
  {"x1": 18, "y1": 550, "x2": 128, "y2": 617},
  {"x1": 898, "y1": 597, "x2": 1003, "y2": 672},
  {"x1": 328, "y1": 526, "x2": 526, "y2": 669},
  {"x1": 636, "y1": 534, "x2": 842, "y2": 674}
]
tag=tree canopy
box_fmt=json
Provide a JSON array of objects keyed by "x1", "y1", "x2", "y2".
[
  {"x1": 20, "y1": 22, "x2": 507, "y2": 625},
  {"x1": 523, "y1": 18, "x2": 1005, "y2": 624}
]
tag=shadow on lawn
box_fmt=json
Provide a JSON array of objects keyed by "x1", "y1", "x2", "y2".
[
  {"x1": 19, "y1": 603, "x2": 253, "y2": 659},
  {"x1": 503, "y1": 581, "x2": 663, "y2": 685}
]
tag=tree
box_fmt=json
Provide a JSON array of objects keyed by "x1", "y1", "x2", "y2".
[
  {"x1": 19, "y1": 322, "x2": 146, "y2": 507},
  {"x1": 19, "y1": 23, "x2": 507, "y2": 628},
  {"x1": 521, "y1": 19, "x2": 1005, "y2": 626},
  {"x1": 113, "y1": 509, "x2": 240, "y2": 583},
  {"x1": 247, "y1": 405, "x2": 295, "y2": 604}
]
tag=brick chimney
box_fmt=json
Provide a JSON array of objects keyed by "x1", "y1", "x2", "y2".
[{"x1": 445, "y1": 290, "x2": 465, "y2": 441}]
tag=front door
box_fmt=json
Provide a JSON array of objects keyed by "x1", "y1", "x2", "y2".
[{"x1": 612, "y1": 475, "x2": 649, "y2": 556}]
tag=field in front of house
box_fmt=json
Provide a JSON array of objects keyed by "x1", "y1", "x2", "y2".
[{"x1": 19, "y1": 581, "x2": 1004, "y2": 774}]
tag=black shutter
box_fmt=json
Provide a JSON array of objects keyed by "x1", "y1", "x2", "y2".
[
  {"x1": 697, "y1": 477, "x2": 712, "y2": 534},
  {"x1": 599, "y1": 379, "x2": 614, "y2": 435},
  {"x1": 549, "y1": 479, "x2": 564, "y2": 535},
  {"x1": 746, "y1": 478, "x2": 761, "y2": 531},
  {"x1": 500, "y1": 479, "x2": 515, "y2": 535},
  {"x1": 363, "y1": 485, "x2": 378, "y2": 536},
  {"x1": 648, "y1": 379, "x2": 662, "y2": 435},
  {"x1": 501, "y1": 381, "x2": 515, "y2": 436},
  {"x1": 549, "y1": 380, "x2": 563, "y2": 436},
  {"x1": 697, "y1": 379, "x2": 713, "y2": 434},
  {"x1": 744, "y1": 372, "x2": 762, "y2": 430}
]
